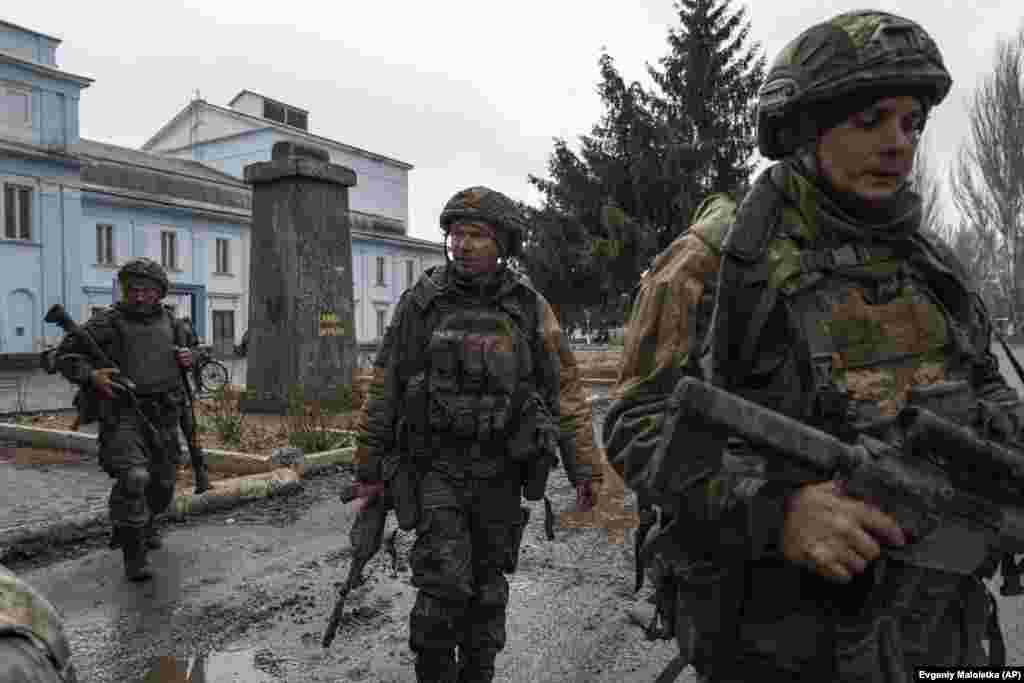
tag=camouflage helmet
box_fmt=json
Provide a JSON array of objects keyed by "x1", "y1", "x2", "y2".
[
  {"x1": 439, "y1": 186, "x2": 526, "y2": 258},
  {"x1": 756, "y1": 11, "x2": 952, "y2": 159},
  {"x1": 117, "y1": 257, "x2": 169, "y2": 297}
]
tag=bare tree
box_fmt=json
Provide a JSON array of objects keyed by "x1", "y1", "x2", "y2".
[
  {"x1": 950, "y1": 28, "x2": 1024, "y2": 328},
  {"x1": 910, "y1": 129, "x2": 945, "y2": 238}
]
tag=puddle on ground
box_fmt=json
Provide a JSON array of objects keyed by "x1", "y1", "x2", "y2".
[{"x1": 142, "y1": 646, "x2": 279, "y2": 682}]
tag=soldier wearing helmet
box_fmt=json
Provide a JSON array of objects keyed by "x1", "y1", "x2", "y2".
[
  {"x1": 605, "y1": 11, "x2": 1017, "y2": 679},
  {"x1": 350, "y1": 186, "x2": 600, "y2": 682},
  {"x1": 53, "y1": 257, "x2": 195, "y2": 581}
]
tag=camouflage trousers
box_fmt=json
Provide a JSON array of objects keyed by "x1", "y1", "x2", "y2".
[
  {"x1": 98, "y1": 396, "x2": 182, "y2": 528},
  {"x1": 408, "y1": 468, "x2": 528, "y2": 682}
]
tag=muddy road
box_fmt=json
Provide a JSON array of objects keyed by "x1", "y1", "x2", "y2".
[{"x1": 10, "y1": 466, "x2": 686, "y2": 682}]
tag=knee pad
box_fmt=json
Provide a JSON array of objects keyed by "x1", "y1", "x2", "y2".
[
  {"x1": 409, "y1": 592, "x2": 465, "y2": 652},
  {"x1": 121, "y1": 467, "x2": 151, "y2": 495}
]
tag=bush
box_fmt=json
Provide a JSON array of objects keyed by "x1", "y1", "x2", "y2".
[
  {"x1": 206, "y1": 385, "x2": 247, "y2": 448},
  {"x1": 284, "y1": 383, "x2": 357, "y2": 453},
  {"x1": 287, "y1": 428, "x2": 355, "y2": 453}
]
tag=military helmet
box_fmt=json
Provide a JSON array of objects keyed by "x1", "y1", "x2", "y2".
[
  {"x1": 117, "y1": 257, "x2": 169, "y2": 297},
  {"x1": 756, "y1": 11, "x2": 952, "y2": 159},
  {"x1": 439, "y1": 186, "x2": 526, "y2": 258}
]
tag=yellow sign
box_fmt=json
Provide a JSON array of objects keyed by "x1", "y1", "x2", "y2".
[{"x1": 318, "y1": 311, "x2": 345, "y2": 337}]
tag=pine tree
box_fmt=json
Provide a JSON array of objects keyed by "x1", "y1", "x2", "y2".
[{"x1": 525, "y1": 0, "x2": 764, "y2": 319}]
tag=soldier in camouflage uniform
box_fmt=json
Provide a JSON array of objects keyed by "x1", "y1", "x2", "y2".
[
  {"x1": 0, "y1": 564, "x2": 77, "y2": 682},
  {"x1": 351, "y1": 186, "x2": 600, "y2": 683},
  {"x1": 606, "y1": 11, "x2": 1019, "y2": 681},
  {"x1": 54, "y1": 258, "x2": 193, "y2": 582}
]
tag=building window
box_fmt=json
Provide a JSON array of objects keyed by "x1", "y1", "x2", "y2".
[
  {"x1": 263, "y1": 100, "x2": 285, "y2": 123},
  {"x1": 161, "y1": 230, "x2": 177, "y2": 270},
  {"x1": 0, "y1": 83, "x2": 31, "y2": 129},
  {"x1": 215, "y1": 238, "x2": 230, "y2": 274},
  {"x1": 376, "y1": 309, "x2": 387, "y2": 339},
  {"x1": 96, "y1": 224, "x2": 114, "y2": 265},
  {"x1": 286, "y1": 109, "x2": 308, "y2": 130},
  {"x1": 406, "y1": 260, "x2": 415, "y2": 288},
  {"x1": 262, "y1": 100, "x2": 308, "y2": 131},
  {"x1": 212, "y1": 310, "x2": 235, "y2": 357},
  {"x1": 376, "y1": 256, "x2": 386, "y2": 286},
  {"x1": 3, "y1": 184, "x2": 32, "y2": 240}
]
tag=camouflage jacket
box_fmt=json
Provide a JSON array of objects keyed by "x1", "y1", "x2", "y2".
[
  {"x1": 609, "y1": 161, "x2": 1021, "y2": 535},
  {"x1": 604, "y1": 193, "x2": 735, "y2": 481},
  {"x1": 605, "y1": 161, "x2": 1021, "y2": 671},
  {"x1": 0, "y1": 565, "x2": 75, "y2": 681},
  {"x1": 354, "y1": 263, "x2": 601, "y2": 485}
]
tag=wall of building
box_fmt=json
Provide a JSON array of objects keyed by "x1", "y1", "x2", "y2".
[
  {"x1": 0, "y1": 23, "x2": 58, "y2": 66},
  {"x1": 351, "y1": 239, "x2": 445, "y2": 343},
  {"x1": 0, "y1": 60, "x2": 82, "y2": 148},
  {"x1": 80, "y1": 194, "x2": 248, "y2": 343}
]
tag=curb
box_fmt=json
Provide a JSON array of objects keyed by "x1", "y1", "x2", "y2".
[{"x1": 0, "y1": 429, "x2": 357, "y2": 563}]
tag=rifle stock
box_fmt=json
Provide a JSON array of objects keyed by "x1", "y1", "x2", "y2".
[{"x1": 649, "y1": 377, "x2": 1024, "y2": 576}]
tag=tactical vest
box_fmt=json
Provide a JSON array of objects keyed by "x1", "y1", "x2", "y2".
[
  {"x1": 694, "y1": 166, "x2": 1002, "y2": 675},
  {"x1": 404, "y1": 267, "x2": 546, "y2": 479},
  {"x1": 0, "y1": 565, "x2": 74, "y2": 681},
  {"x1": 111, "y1": 308, "x2": 182, "y2": 396}
]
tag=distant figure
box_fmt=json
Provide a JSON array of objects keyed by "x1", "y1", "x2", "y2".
[{"x1": 54, "y1": 258, "x2": 194, "y2": 581}]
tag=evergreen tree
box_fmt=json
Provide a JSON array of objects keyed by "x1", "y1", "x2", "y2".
[{"x1": 525, "y1": 0, "x2": 764, "y2": 317}]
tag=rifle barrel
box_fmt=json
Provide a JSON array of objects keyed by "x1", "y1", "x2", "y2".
[{"x1": 666, "y1": 378, "x2": 861, "y2": 475}]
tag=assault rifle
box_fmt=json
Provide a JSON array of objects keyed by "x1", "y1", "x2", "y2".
[
  {"x1": 321, "y1": 481, "x2": 398, "y2": 648},
  {"x1": 43, "y1": 304, "x2": 160, "y2": 444},
  {"x1": 648, "y1": 377, "x2": 1024, "y2": 584}
]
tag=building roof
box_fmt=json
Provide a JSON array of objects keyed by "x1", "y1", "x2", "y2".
[
  {"x1": 227, "y1": 89, "x2": 308, "y2": 114},
  {"x1": 75, "y1": 139, "x2": 248, "y2": 187},
  {"x1": 0, "y1": 19, "x2": 62, "y2": 43},
  {"x1": 142, "y1": 99, "x2": 413, "y2": 171},
  {"x1": 75, "y1": 138, "x2": 251, "y2": 212},
  {"x1": 0, "y1": 51, "x2": 92, "y2": 86}
]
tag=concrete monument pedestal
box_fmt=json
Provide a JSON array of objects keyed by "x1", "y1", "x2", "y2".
[{"x1": 241, "y1": 142, "x2": 358, "y2": 414}]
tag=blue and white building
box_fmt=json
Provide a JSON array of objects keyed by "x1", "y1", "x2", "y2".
[
  {"x1": 0, "y1": 18, "x2": 444, "y2": 358},
  {"x1": 143, "y1": 90, "x2": 446, "y2": 349}
]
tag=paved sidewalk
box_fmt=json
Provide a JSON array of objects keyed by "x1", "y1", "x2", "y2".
[{"x1": 0, "y1": 448, "x2": 111, "y2": 536}]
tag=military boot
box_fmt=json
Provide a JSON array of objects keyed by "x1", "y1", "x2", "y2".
[
  {"x1": 119, "y1": 527, "x2": 153, "y2": 582},
  {"x1": 144, "y1": 515, "x2": 163, "y2": 550},
  {"x1": 414, "y1": 650, "x2": 457, "y2": 683}
]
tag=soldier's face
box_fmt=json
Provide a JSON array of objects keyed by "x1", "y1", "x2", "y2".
[
  {"x1": 125, "y1": 285, "x2": 161, "y2": 306},
  {"x1": 816, "y1": 96, "x2": 925, "y2": 204},
  {"x1": 449, "y1": 221, "x2": 499, "y2": 276}
]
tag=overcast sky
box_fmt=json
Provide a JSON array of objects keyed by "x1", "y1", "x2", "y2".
[{"x1": 10, "y1": 1, "x2": 1023, "y2": 243}]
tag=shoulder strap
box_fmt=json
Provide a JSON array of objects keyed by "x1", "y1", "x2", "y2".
[{"x1": 711, "y1": 165, "x2": 788, "y2": 389}]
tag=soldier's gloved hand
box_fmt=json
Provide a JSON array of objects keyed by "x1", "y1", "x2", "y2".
[
  {"x1": 350, "y1": 481, "x2": 385, "y2": 513},
  {"x1": 576, "y1": 480, "x2": 595, "y2": 512},
  {"x1": 175, "y1": 346, "x2": 193, "y2": 369},
  {"x1": 781, "y1": 480, "x2": 907, "y2": 583},
  {"x1": 90, "y1": 367, "x2": 121, "y2": 400}
]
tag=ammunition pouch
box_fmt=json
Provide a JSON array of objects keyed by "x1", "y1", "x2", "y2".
[
  {"x1": 642, "y1": 517, "x2": 744, "y2": 675},
  {"x1": 504, "y1": 506, "x2": 531, "y2": 573},
  {"x1": 389, "y1": 461, "x2": 420, "y2": 531},
  {"x1": 73, "y1": 388, "x2": 103, "y2": 428},
  {"x1": 507, "y1": 392, "x2": 559, "y2": 500},
  {"x1": 521, "y1": 451, "x2": 557, "y2": 501}
]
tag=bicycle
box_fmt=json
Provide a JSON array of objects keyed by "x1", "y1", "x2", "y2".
[{"x1": 190, "y1": 345, "x2": 230, "y2": 395}]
